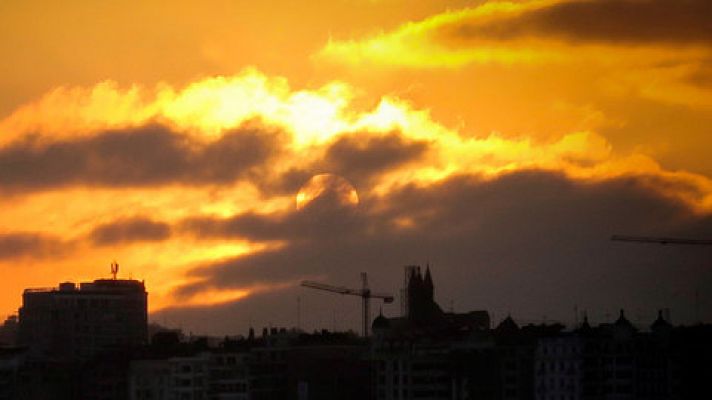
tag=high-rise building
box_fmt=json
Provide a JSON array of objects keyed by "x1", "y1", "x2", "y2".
[{"x1": 18, "y1": 277, "x2": 148, "y2": 360}]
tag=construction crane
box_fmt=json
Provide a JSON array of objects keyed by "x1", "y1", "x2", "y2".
[
  {"x1": 611, "y1": 235, "x2": 712, "y2": 246},
  {"x1": 301, "y1": 272, "x2": 394, "y2": 337},
  {"x1": 612, "y1": 234, "x2": 712, "y2": 323}
]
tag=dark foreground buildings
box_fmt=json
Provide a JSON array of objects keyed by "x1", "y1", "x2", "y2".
[
  {"x1": 1, "y1": 274, "x2": 148, "y2": 399},
  {"x1": 371, "y1": 266, "x2": 712, "y2": 400},
  {"x1": 18, "y1": 278, "x2": 148, "y2": 359},
  {"x1": 0, "y1": 266, "x2": 711, "y2": 399}
]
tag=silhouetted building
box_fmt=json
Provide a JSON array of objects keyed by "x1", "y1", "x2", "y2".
[
  {"x1": 129, "y1": 359, "x2": 171, "y2": 400},
  {"x1": 0, "y1": 316, "x2": 17, "y2": 346},
  {"x1": 372, "y1": 265, "x2": 494, "y2": 400},
  {"x1": 535, "y1": 310, "x2": 678, "y2": 400},
  {"x1": 492, "y1": 317, "x2": 561, "y2": 400},
  {"x1": 18, "y1": 278, "x2": 148, "y2": 360},
  {"x1": 249, "y1": 328, "x2": 370, "y2": 400},
  {"x1": 673, "y1": 324, "x2": 712, "y2": 400},
  {"x1": 7, "y1": 266, "x2": 712, "y2": 399},
  {"x1": 0, "y1": 346, "x2": 27, "y2": 400},
  {"x1": 209, "y1": 351, "x2": 250, "y2": 400},
  {"x1": 406, "y1": 265, "x2": 445, "y2": 326},
  {"x1": 128, "y1": 328, "x2": 369, "y2": 400}
]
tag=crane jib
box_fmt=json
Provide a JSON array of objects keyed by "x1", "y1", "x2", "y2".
[{"x1": 300, "y1": 273, "x2": 395, "y2": 337}]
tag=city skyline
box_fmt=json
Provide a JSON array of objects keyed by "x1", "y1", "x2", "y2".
[
  {"x1": 3, "y1": 263, "x2": 708, "y2": 399},
  {"x1": 6, "y1": 262, "x2": 703, "y2": 337},
  {"x1": 1, "y1": 0, "x2": 711, "y2": 336}
]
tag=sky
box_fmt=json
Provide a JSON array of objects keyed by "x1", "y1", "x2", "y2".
[{"x1": 1, "y1": 0, "x2": 711, "y2": 335}]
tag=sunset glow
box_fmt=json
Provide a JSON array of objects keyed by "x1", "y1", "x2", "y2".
[{"x1": 2, "y1": 0, "x2": 711, "y2": 335}]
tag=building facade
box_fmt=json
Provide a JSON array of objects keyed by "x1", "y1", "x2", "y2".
[{"x1": 18, "y1": 278, "x2": 148, "y2": 360}]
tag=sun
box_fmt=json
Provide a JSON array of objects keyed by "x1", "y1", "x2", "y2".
[{"x1": 296, "y1": 174, "x2": 360, "y2": 210}]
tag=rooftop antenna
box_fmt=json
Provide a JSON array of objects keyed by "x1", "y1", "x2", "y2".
[
  {"x1": 110, "y1": 261, "x2": 119, "y2": 280},
  {"x1": 297, "y1": 296, "x2": 301, "y2": 331}
]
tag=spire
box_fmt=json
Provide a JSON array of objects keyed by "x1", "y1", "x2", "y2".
[
  {"x1": 424, "y1": 265, "x2": 434, "y2": 301},
  {"x1": 651, "y1": 309, "x2": 671, "y2": 331},
  {"x1": 615, "y1": 309, "x2": 634, "y2": 329},
  {"x1": 424, "y1": 265, "x2": 433, "y2": 287},
  {"x1": 577, "y1": 311, "x2": 592, "y2": 333},
  {"x1": 407, "y1": 266, "x2": 422, "y2": 289},
  {"x1": 406, "y1": 266, "x2": 419, "y2": 319}
]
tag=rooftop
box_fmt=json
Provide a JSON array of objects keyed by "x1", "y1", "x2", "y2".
[{"x1": 24, "y1": 278, "x2": 145, "y2": 294}]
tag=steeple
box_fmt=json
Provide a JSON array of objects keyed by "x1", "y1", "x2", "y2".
[
  {"x1": 407, "y1": 266, "x2": 421, "y2": 290},
  {"x1": 576, "y1": 312, "x2": 592, "y2": 334},
  {"x1": 406, "y1": 264, "x2": 444, "y2": 324},
  {"x1": 614, "y1": 309, "x2": 635, "y2": 331},
  {"x1": 581, "y1": 312, "x2": 590, "y2": 329},
  {"x1": 651, "y1": 309, "x2": 671, "y2": 331},
  {"x1": 406, "y1": 266, "x2": 421, "y2": 319},
  {"x1": 424, "y1": 265, "x2": 434, "y2": 301}
]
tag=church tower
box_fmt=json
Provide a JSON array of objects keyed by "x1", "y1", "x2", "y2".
[
  {"x1": 424, "y1": 265, "x2": 434, "y2": 302},
  {"x1": 406, "y1": 264, "x2": 444, "y2": 325}
]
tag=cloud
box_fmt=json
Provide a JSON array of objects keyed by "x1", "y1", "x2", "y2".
[
  {"x1": 322, "y1": 132, "x2": 429, "y2": 187},
  {"x1": 0, "y1": 232, "x2": 68, "y2": 260},
  {"x1": 2, "y1": 69, "x2": 711, "y2": 210},
  {"x1": 317, "y1": 3, "x2": 557, "y2": 69},
  {"x1": 686, "y1": 64, "x2": 712, "y2": 88},
  {"x1": 454, "y1": 0, "x2": 712, "y2": 45},
  {"x1": 89, "y1": 217, "x2": 172, "y2": 246},
  {"x1": 0, "y1": 70, "x2": 359, "y2": 147},
  {"x1": 1, "y1": 68, "x2": 711, "y2": 330},
  {"x1": 0, "y1": 123, "x2": 280, "y2": 192},
  {"x1": 181, "y1": 189, "x2": 365, "y2": 244},
  {"x1": 168, "y1": 170, "x2": 712, "y2": 334},
  {"x1": 254, "y1": 132, "x2": 429, "y2": 195},
  {"x1": 317, "y1": 0, "x2": 712, "y2": 69}
]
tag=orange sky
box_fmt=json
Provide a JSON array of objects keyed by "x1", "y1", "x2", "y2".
[{"x1": 1, "y1": 0, "x2": 711, "y2": 334}]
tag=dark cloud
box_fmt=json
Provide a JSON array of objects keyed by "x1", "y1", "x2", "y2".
[
  {"x1": 254, "y1": 132, "x2": 428, "y2": 196},
  {"x1": 322, "y1": 133, "x2": 429, "y2": 187},
  {"x1": 168, "y1": 170, "x2": 712, "y2": 335},
  {"x1": 252, "y1": 167, "x2": 315, "y2": 197},
  {"x1": 686, "y1": 64, "x2": 712, "y2": 88},
  {"x1": 0, "y1": 232, "x2": 68, "y2": 260},
  {"x1": 0, "y1": 124, "x2": 281, "y2": 192},
  {"x1": 452, "y1": 0, "x2": 712, "y2": 45},
  {"x1": 89, "y1": 217, "x2": 172, "y2": 246},
  {"x1": 181, "y1": 182, "x2": 365, "y2": 244},
  {"x1": 181, "y1": 212, "x2": 289, "y2": 243}
]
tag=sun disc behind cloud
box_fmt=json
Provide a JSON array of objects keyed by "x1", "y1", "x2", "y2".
[{"x1": 296, "y1": 173, "x2": 360, "y2": 210}]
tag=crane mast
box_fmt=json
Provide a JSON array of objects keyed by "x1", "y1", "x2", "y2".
[{"x1": 301, "y1": 272, "x2": 394, "y2": 337}]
